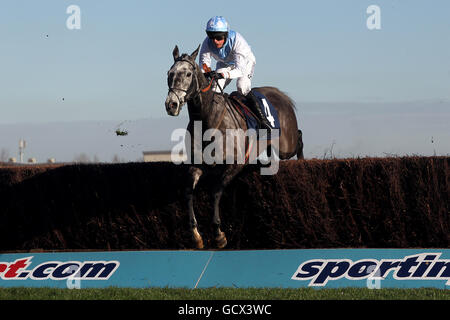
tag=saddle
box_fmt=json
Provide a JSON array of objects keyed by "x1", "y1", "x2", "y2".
[{"x1": 228, "y1": 90, "x2": 280, "y2": 139}]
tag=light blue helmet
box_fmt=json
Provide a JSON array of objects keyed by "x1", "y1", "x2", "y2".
[{"x1": 206, "y1": 16, "x2": 229, "y2": 32}]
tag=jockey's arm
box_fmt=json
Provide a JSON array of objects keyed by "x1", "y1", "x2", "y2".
[
  {"x1": 216, "y1": 51, "x2": 247, "y2": 79},
  {"x1": 217, "y1": 33, "x2": 254, "y2": 80},
  {"x1": 216, "y1": 66, "x2": 243, "y2": 79}
]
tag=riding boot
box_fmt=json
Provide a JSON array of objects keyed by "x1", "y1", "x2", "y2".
[{"x1": 246, "y1": 91, "x2": 272, "y2": 131}]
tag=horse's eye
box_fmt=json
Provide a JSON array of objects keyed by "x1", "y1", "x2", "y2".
[{"x1": 186, "y1": 72, "x2": 192, "y2": 77}]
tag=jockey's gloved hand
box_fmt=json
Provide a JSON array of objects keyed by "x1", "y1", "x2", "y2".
[{"x1": 205, "y1": 71, "x2": 224, "y2": 80}]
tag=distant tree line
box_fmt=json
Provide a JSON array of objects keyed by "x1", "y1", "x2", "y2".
[{"x1": 0, "y1": 148, "x2": 140, "y2": 164}]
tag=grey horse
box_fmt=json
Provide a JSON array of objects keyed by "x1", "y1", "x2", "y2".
[{"x1": 165, "y1": 45, "x2": 303, "y2": 249}]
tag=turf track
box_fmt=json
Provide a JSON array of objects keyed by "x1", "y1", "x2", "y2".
[{"x1": 0, "y1": 287, "x2": 448, "y2": 300}]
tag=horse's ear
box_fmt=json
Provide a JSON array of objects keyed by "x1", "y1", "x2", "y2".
[
  {"x1": 190, "y1": 44, "x2": 200, "y2": 61},
  {"x1": 173, "y1": 45, "x2": 180, "y2": 61}
]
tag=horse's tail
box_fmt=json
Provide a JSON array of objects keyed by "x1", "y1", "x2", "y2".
[{"x1": 296, "y1": 129, "x2": 304, "y2": 159}]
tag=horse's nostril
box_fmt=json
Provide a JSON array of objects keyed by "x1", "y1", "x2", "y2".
[{"x1": 171, "y1": 102, "x2": 178, "y2": 109}]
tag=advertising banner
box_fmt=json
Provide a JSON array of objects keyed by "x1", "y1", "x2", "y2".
[{"x1": 0, "y1": 249, "x2": 448, "y2": 289}]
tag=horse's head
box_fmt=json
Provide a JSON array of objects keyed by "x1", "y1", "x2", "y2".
[{"x1": 165, "y1": 45, "x2": 200, "y2": 116}]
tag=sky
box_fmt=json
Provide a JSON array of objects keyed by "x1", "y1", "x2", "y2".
[{"x1": 0, "y1": 0, "x2": 449, "y2": 161}]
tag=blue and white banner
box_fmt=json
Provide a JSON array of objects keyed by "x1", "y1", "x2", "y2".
[{"x1": 0, "y1": 249, "x2": 448, "y2": 289}]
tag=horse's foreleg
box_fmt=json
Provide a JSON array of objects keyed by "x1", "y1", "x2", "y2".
[
  {"x1": 212, "y1": 165, "x2": 245, "y2": 249},
  {"x1": 187, "y1": 166, "x2": 204, "y2": 249},
  {"x1": 212, "y1": 187, "x2": 227, "y2": 248}
]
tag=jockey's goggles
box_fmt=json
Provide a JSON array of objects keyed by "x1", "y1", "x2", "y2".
[{"x1": 207, "y1": 31, "x2": 227, "y2": 41}]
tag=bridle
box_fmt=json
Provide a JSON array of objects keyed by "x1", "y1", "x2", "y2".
[
  {"x1": 168, "y1": 58, "x2": 199, "y2": 105},
  {"x1": 167, "y1": 57, "x2": 227, "y2": 128},
  {"x1": 167, "y1": 58, "x2": 214, "y2": 105}
]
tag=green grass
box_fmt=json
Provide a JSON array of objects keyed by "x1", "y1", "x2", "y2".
[{"x1": 0, "y1": 287, "x2": 448, "y2": 300}]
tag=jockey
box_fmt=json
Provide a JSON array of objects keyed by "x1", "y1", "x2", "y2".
[{"x1": 199, "y1": 16, "x2": 272, "y2": 131}]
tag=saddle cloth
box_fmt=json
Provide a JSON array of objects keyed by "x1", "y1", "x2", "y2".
[{"x1": 228, "y1": 89, "x2": 280, "y2": 140}]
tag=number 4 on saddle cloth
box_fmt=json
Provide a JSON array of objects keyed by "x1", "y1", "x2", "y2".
[{"x1": 228, "y1": 89, "x2": 281, "y2": 140}]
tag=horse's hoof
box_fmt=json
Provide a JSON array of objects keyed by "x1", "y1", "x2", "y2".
[
  {"x1": 194, "y1": 237, "x2": 204, "y2": 249},
  {"x1": 215, "y1": 232, "x2": 227, "y2": 249},
  {"x1": 192, "y1": 228, "x2": 204, "y2": 249}
]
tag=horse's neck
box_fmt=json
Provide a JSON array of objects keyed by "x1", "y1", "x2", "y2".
[
  {"x1": 188, "y1": 91, "x2": 224, "y2": 128},
  {"x1": 188, "y1": 68, "x2": 226, "y2": 129}
]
